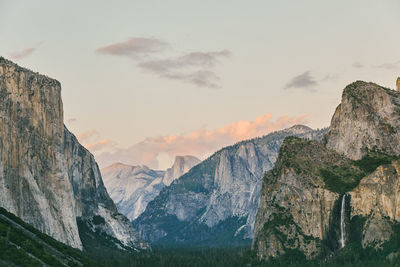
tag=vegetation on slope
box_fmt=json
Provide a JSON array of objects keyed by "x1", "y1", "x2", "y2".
[
  {"x1": 2, "y1": 204, "x2": 400, "y2": 266},
  {"x1": 0, "y1": 207, "x2": 96, "y2": 267},
  {"x1": 274, "y1": 137, "x2": 399, "y2": 194}
]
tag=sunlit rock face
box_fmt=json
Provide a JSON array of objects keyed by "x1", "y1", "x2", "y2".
[
  {"x1": 102, "y1": 155, "x2": 200, "y2": 221},
  {"x1": 0, "y1": 57, "x2": 148, "y2": 250},
  {"x1": 396, "y1": 77, "x2": 400, "y2": 91},
  {"x1": 325, "y1": 81, "x2": 400, "y2": 249},
  {"x1": 134, "y1": 125, "x2": 327, "y2": 246},
  {"x1": 102, "y1": 163, "x2": 165, "y2": 221},
  {"x1": 324, "y1": 81, "x2": 400, "y2": 160}
]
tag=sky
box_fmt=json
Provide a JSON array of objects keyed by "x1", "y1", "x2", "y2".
[{"x1": 1, "y1": 0, "x2": 400, "y2": 169}]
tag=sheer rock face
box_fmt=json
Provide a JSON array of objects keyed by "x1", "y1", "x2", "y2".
[
  {"x1": 102, "y1": 155, "x2": 200, "y2": 221},
  {"x1": 253, "y1": 138, "x2": 349, "y2": 259},
  {"x1": 135, "y1": 126, "x2": 327, "y2": 245},
  {"x1": 0, "y1": 57, "x2": 147, "y2": 250},
  {"x1": 324, "y1": 81, "x2": 400, "y2": 160},
  {"x1": 349, "y1": 160, "x2": 400, "y2": 248},
  {"x1": 254, "y1": 81, "x2": 400, "y2": 260},
  {"x1": 162, "y1": 156, "x2": 200, "y2": 186}
]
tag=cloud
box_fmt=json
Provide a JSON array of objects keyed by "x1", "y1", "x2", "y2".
[
  {"x1": 9, "y1": 41, "x2": 43, "y2": 60},
  {"x1": 76, "y1": 130, "x2": 98, "y2": 143},
  {"x1": 96, "y1": 37, "x2": 230, "y2": 88},
  {"x1": 284, "y1": 71, "x2": 318, "y2": 91},
  {"x1": 9, "y1": 47, "x2": 36, "y2": 60},
  {"x1": 96, "y1": 37, "x2": 169, "y2": 60},
  {"x1": 84, "y1": 139, "x2": 114, "y2": 152},
  {"x1": 67, "y1": 118, "x2": 77, "y2": 124},
  {"x1": 375, "y1": 60, "x2": 400, "y2": 70},
  {"x1": 352, "y1": 62, "x2": 365, "y2": 69},
  {"x1": 95, "y1": 113, "x2": 308, "y2": 169},
  {"x1": 138, "y1": 50, "x2": 231, "y2": 88}
]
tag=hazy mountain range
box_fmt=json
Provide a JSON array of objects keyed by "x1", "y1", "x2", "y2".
[{"x1": 101, "y1": 155, "x2": 200, "y2": 221}]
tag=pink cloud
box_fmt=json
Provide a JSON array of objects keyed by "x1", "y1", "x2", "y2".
[
  {"x1": 67, "y1": 118, "x2": 77, "y2": 124},
  {"x1": 77, "y1": 130, "x2": 98, "y2": 143},
  {"x1": 94, "y1": 113, "x2": 309, "y2": 169},
  {"x1": 96, "y1": 37, "x2": 168, "y2": 59},
  {"x1": 84, "y1": 139, "x2": 113, "y2": 152},
  {"x1": 10, "y1": 47, "x2": 36, "y2": 60}
]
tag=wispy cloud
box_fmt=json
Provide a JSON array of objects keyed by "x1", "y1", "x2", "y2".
[
  {"x1": 77, "y1": 130, "x2": 98, "y2": 143},
  {"x1": 9, "y1": 42, "x2": 43, "y2": 60},
  {"x1": 96, "y1": 37, "x2": 169, "y2": 60},
  {"x1": 67, "y1": 118, "x2": 77, "y2": 124},
  {"x1": 10, "y1": 47, "x2": 36, "y2": 60},
  {"x1": 85, "y1": 139, "x2": 114, "y2": 152},
  {"x1": 95, "y1": 37, "x2": 230, "y2": 88},
  {"x1": 375, "y1": 60, "x2": 400, "y2": 70},
  {"x1": 138, "y1": 50, "x2": 231, "y2": 88},
  {"x1": 352, "y1": 62, "x2": 365, "y2": 69},
  {"x1": 94, "y1": 113, "x2": 308, "y2": 169},
  {"x1": 284, "y1": 71, "x2": 318, "y2": 91}
]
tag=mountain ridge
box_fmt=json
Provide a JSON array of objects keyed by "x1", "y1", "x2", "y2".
[
  {"x1": 102, "y1": 155, "x2": 200, "y2": 221},
  {"x1": 134, "y1": 124, "x2": 327, "y2": 246}
]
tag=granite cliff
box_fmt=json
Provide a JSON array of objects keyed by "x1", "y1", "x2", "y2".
[
  {"x1": 0, "y1": 57, "x2": 147, "y2": 250},
  {"x1": 324, "y1": 81, "x2": 400, "y2": 160},
  {"x1": 253, "y1": 81, "x2": 400, "y2": 260}
]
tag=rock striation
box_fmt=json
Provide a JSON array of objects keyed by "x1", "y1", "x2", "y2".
[
  {"x1": 134, "y1": 125, "x2": 327, "y2": 246},
  {"x1": 0, "y1": 57, "x2": 147, "y2": 250},
  {"x1": 324, "y1": 81, "x2": 400, "y2": 160}
]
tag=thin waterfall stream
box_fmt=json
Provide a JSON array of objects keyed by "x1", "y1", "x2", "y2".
[{"x1": 340, "y1": 194, "x2": 346, "y2": 248}]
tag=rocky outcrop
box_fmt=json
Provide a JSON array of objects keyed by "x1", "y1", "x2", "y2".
[
  {"x1": 163, "y1": 155, "x2": 200, "y2": 186},
  {"x1": 102, "y1": 155, "x2": 200, "y2": 221},
  {"x1": 324, "y1": 81, "x2": 400, "y2": 160},
  {"x1": 134, "y1": 126, "x2": 327, "y2": 246},
  {"x1": 254, "y1": 81, "x2": 400, "y2": 260},
  {"x1": 349, "y1": 160, "x2": 400, "y2": 248},
  {"x1": 0, "y1": 57, "x2": 147, "y2": 250},
  {"x1": 325, "y1": 81, "x2": 400, "y2": 249},
  {"x1": 253, "y1": 137, "x2": 365, "y2": 259}
]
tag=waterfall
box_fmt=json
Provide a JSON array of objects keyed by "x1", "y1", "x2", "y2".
[{"x1": 340, "y1": 194, "x2": 346, "y2": 248}]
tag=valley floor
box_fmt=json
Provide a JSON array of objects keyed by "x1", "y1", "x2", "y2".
[{"x1": 1, "y1": 204, "x2": 400, "y2": 266}]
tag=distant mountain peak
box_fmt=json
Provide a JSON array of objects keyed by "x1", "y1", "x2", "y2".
[
  {"x1": 102, "y1": 155, "x2": 200, "y2": 221},
  {"x1": 103, "y1": 162, "x2": 131, "y2": 171},
  {"x1": 134, "y1": 127, "x2": 327, "y2": 246},
  {"x1": 163, "y1": 155, "x2": 201, "y2": 186},
  {"x1": 285, "y1": 124, "x2": 313, "y2": 133}
]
